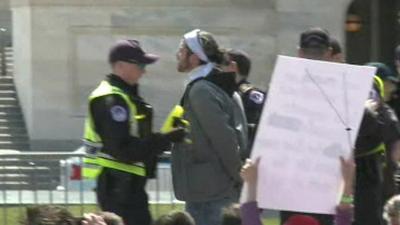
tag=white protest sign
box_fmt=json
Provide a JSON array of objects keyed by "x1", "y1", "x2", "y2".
[{"x1": 250, "y1": 55, "x2": 376, "y2": 214}]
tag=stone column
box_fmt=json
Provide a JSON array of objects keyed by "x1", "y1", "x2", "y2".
[{"x1": 10, "y1": 0, "x2": 275, "y2": 150}]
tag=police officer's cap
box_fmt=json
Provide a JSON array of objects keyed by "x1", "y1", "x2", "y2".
[{"x1": 109, "y1": 40, "x2": 159, "y2": 64}]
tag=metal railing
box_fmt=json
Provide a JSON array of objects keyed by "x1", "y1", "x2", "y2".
[{"x1": 0, "y1": 151, "x2": 181, "y2": 225}]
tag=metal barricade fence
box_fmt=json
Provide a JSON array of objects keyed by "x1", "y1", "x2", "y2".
[{"x1": 0, "y1": 151, "x2": 182, "y2": 225}]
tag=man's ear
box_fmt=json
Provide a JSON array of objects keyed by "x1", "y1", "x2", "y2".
[
  {"x1": 298, "y1": 48, "x2": 305, "y2": 58},
  {"x1": 322, "y1": 47, "x2": 333, "y2": 61},
  {"x1": 189, "y1": 53, "x2": 201, "y2": 67},
  {"x1": 230, "y1": 61, "x2": 238, "y2": 73}
]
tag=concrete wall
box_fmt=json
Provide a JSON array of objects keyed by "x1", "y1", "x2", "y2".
[
  {"x1": 0, "y1": 0, "x2": 12, "y2": 46},
  {"x1": 10, "y1": 0, "x2": 352, "y2": 150}
]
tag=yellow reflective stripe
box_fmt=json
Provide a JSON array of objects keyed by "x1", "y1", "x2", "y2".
[
  {"x1": 84, "y1": 157, "x2": 98, "y2": 164},
  {"x1": 82, "y1": 167, "x2": 102, "y2": 179},
  {"x1": 96, "y1": 157, "x2": 145, "y2": 176},
  {"x1": 135, "y1": 114, "x2": 146, "y2": 120},
  {"x1": 356, "y1": 143, "x2": 385, "y2": 158},
  {"x1": 374, "y1": 76, "x2": 385, "y2": 98}
]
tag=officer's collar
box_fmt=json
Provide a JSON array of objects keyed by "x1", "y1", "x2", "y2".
[
  {"x1": 107, "y1": 74, "x2": 139, "y2": 96},
  {"x1": 204, "y1": 69, "x2": 237, "y2": 96},
  {"x1": 237, "y1": 79, "x2": 249, "y2": 87}
]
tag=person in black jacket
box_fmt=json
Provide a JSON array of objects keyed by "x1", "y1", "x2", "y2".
[
  {"x1": 223, "y1": 49, "x2": 266, "y2": 155},
  {"x1": 83, "y1": 40, "x2": 184, "y2": 225}
]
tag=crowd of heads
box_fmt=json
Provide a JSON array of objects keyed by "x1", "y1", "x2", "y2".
[{"x1": 21, "y1": 205, "x2": 124, "y2": 225}]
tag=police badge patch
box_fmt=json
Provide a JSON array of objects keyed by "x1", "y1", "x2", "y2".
[
  {"x1": 249, "y1": 90, "x2": 264, "y2": 104},
  {"x1": 110, "y1": 105, "x2": 128, "y2": 122}
]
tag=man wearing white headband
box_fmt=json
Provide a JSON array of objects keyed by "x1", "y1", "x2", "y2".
[{"x1": 171, "y1": 29, "x2": 248, "y2": 225}]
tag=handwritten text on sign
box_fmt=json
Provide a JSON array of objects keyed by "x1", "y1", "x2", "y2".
[{"x1": 251, "y1": 56, "x2": 376, "y2": 214}]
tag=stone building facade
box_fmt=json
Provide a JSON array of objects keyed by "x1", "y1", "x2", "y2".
[{"x1": 9, "y1": 0, "x2": 397, "y2": 150}]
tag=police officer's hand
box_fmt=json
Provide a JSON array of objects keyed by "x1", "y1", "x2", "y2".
[{"x1": 163, "y1": 127, "x2": 187, "y2": 143}]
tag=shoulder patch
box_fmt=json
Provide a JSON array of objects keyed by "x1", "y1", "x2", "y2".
[
  {"x1": 110, "y1": 105, "x2": 128, "y2": 122},
  {"x1": 249, "y1": 90, "x2": 265, "y2": 104}
]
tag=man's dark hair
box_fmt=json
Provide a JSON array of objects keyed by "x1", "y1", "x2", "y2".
[
  {"x1": 153, "y1": 211, "x2": 195, "y2": 225},
  {"x1": 222, "y1": 204, "x2": 241, "y2": 225},
  {"x1": 299, "y1": 27, "x2": 331, "y2": 59},
  {"x1": 226, "y1": 49, "x2": 251, "y2": 77},
  {"x1": 22, "y1": 205, "x2": 76, "y2": 225},
  {"x1": 198, "y1": 31, "x2": 224, "y2": 65}
]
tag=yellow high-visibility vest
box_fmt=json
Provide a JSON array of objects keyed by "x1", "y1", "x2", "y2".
[
  {"x1": 82, "y1": 80, "x2": 146, "y2": 178},
  {"x1": 355, "y1": 76, "x2": 386, "y2": 158},
  {"x1": 374, "y1": 75, "x2": 384, "y2": 98}
]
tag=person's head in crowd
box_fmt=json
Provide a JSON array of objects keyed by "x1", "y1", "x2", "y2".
[
  {"x1": 96, "y1": 211, "x2": 124, "y2": 225},
  {"x1": 153, "y1": 211, "x2": 195, "y2": 225},
  {"x1": 366, "y1": 62, "x2": 398, "y2": 102},
  {"x1": 298, "y1": 27, "x2": 332, "y2": 61},
  {"x1": 394, "y1": 45, "x2": 400, "y2": 75},
  {"x1": 383, "y1": 194, "x2": 400, "y2": 225},
  {"x1": 329, "y1": 37, "x2": 344, "y2": 63},
  {"x1": 284, "y1": 215, "x2": 321, "y2": 225},
  {"x1": 221, "y1": 204, "x2": 241, "y2": 225},
  {"x1": 222, "y1": 49, "x2": 252, "y2": 84},
  {"x1": 176, "y1": 29, "x2": 224, "y2": 73},
  {"x1": 108, "y1": 39, "x2": 159, "y2": 85},
  {"x1": 21, "y1": 205, "x2": 76, "y2": 225}
]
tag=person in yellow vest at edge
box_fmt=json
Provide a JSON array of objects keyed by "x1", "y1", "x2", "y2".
[{"x1": 82, "y1": 39, "x2": 186, "y2": 225}]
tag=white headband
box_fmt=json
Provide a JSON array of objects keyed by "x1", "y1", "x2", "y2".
[{"x1": 183, "y1": 29, "x2": 209, "y2": 62}]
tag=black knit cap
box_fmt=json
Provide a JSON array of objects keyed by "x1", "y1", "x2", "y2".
[
  {"x1": 226, "y1": 49, "x2": 251, "y2": 77},
  {"x1": 108, "y1": 40, "x2": 159, "y2": 64},
  {"x1": 366, "y1": 62, "x2": 399, "y2": 83},
  {"x1": 300, "y1": 27, "x2": 330, "y2": 49}
]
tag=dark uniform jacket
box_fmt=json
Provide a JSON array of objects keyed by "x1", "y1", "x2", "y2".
[
  {"x1": 90, "y1": 74, "x2": 170, "y2": 203},
  {"x1": 353, "y1": 94, "x2": 400, "y2": 225},
  {"x1": 238, "y1": 80, "x2": 266, "y2": 153}
]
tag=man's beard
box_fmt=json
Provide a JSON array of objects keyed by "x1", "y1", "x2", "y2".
[{"x1": 177, "y1": 57, "x2": 191, "y2": 72}]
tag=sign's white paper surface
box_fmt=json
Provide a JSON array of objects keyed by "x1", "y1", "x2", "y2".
[{"x1": 249, "y1": 55, "x2": 376, "y2": 214}]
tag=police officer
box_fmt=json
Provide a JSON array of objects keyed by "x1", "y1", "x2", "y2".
[
  {"x1": 223, "y1": 49, "x2": 266, "y2": 154},
  {"x1": 353, "y1": 63, "x2": 400, "y2": 225},
  {"x1": 83, "y1": 40, "x2": 185, "y2": 225}
]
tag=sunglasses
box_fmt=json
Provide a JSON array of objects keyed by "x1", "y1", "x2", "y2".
[
  {"x1": 125, "y1": 59, "x2": 146, "y2": 70},
  {"x1": 136, "y1": 63, "x2": 146, "y2": 70}
]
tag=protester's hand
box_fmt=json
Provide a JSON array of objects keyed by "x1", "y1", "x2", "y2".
[
  {"x1": 240, "y1": 157, "x2": 260, "y2": 203},
  {"x1": 81, "y1": 213, "x2": 107, "y2": 225},
  {"x1": 163, "y1": 127, "x2": 187, "y2": 143},
  {"x1": 340, "y1": 156, "x2": 355, "y2": 184},
  {"x1": 240, "y1": 157, "x2": 260, "y2": 185},
  {"x1": 340, "y1": 156, "x2": 355, "y2": 198}
]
